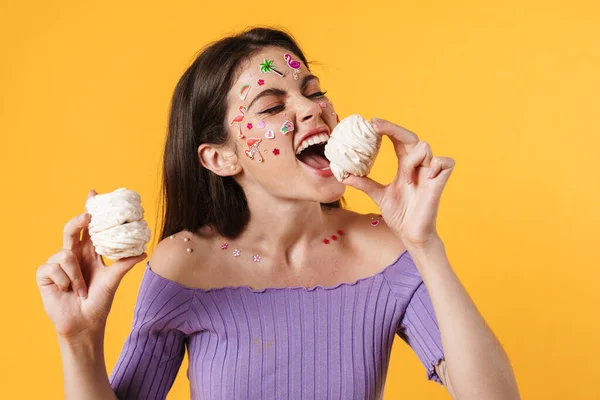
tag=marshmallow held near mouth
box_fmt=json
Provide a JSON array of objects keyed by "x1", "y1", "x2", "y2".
[{"x1": 324, "y1": 114, "x2": 382, "y2": 182}]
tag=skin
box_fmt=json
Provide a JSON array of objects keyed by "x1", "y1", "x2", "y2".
[{"x1": 193, "y1": 45, "x2": 409, "y2": 286}]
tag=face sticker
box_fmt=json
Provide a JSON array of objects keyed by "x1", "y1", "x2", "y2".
[
  {"x1": 257, "y1": 120, "x2": 266, "y2": 128},
  {"x1": 259, "y1": 59, "x2": 285, "y2": 77},
  {"x1": 246, "y1": 123, "x2": 253, "y2": 130},
  {"x1": 280, "y1": 120, "x2": 294, "y2": 135},
  {"x1": 230, "y1": 106, "x2": 247, "y2": 138},
  {"x1": 244, "y1": 137, "x2": 264, "y2": 162},
  {"x1": 264, "y1": 129, "x2": 275, "y2": 139},
  {"x1": 319, "y1": 101, "x2": 327, "y2": 108},
  {"x1": 283, "y1": 53, "x2": 301, "y2": 80},
  {"x1": 239, "y1": 84, "x2": 251, "y2": 101},
  {"x1": 273, "y1": 148, "x2": 280, "y2": 155},
  {"x1": 257, "y1": 79, "x2": 265, "y2": 86}
]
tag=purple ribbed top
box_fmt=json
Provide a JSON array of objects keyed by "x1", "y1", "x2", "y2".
[{"x1": 108, "y1": 249, "x2": 444, "y2": 399}]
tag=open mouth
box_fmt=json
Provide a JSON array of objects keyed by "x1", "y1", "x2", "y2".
[{"x1": 296, "y1": 143, "x2": 331, "y2": 171}]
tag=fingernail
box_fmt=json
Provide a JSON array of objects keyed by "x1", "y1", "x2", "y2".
[
  {"x1": 371, "y1": 117, "x2": 380, "y2": 128},
  {"x1": 78, "y1": 287, "x2": 88, "y2": 298}
]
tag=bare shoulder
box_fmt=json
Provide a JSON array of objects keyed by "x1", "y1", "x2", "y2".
[
  {"x1": 148, "y1": 228, "x2": 216, "y2": 287},
  {"x1": 334, "y1": 208, "x2": 407, "y2": 264}
]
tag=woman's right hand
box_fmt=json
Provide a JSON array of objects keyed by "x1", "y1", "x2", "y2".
[{"x1": 36, "y1": 190, "x2": 148, "y2": 340}]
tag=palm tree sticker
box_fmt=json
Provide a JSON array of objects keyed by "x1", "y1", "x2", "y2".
[{"x1": 259, "y1": 59, "x2": 285, "y2": 77}]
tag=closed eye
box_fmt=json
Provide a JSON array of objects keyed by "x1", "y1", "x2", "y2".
[
  {"x1": 308, "y1": 90, "x2": 327, "y2": 98},
  {"x1": 260, "y1": 105, "x2": 285, "y2": 114}
]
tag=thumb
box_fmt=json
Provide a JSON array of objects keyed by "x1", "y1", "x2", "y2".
[
  {"x1": 106, "y1": 253, "x2": 148, "y2": 289},
  {"x1": 342, "y1": 174, "x2": 385, "y2": 203}
]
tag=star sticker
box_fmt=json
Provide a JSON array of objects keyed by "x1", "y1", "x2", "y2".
[{"x1": 273, "y1": 148, "x2": 280, "y2": 155}]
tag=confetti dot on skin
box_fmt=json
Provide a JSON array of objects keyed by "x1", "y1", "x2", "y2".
[
  {"x1": 331, "y1": 235, "x2": 338, "y2": 241},
  {"x1": 337, "y1": 230, "x2": 344, "y2": 235},
  {"x1": 257, "y1": 79, "x2": 265, "y2": 86},
  {"x1": 323, "y1": 239, "x2": 330, "y2": 244},
  {"x1": 273, "y1": 148, "x2": 280, "y2": 155},
  {"x1": 247, "y1": 123, "x2": 253, "y2": 130}
]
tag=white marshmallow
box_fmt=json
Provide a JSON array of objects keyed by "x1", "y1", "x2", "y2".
[
  {"x1": 324, "y1": 114, "x2": 382, "y2": 182},
  {"x1": 85, "y1": 188, "x2": 151, "y2": 260}
]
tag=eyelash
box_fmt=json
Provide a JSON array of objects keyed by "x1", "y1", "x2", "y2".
[{"x1": 261, "y1": 91, "x2": 328, "y2": 114}]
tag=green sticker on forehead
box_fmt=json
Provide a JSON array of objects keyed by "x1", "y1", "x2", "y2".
[{"x1": 259, "y1": 59, "x2": 285, "y2": 77}]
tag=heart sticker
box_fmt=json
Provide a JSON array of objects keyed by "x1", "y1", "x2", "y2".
[{"x1": 264, "y1": 129, "x2": 275, "y2": 139}]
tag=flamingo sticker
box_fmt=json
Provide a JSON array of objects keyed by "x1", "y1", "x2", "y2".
[
  {"x1": 245, "y1": 137, "x2": 264, "y2": 162},
  {"x1": 259, "y1": 59, "x2": 285, "y2": 78},
  {"x1": 230, "y1": 106, "x2": 247, "y2": 138},
  {"x1": 283, "y1": 53, "x2": 301, "y2": 80}
]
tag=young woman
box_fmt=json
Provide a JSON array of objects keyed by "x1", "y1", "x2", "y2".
[{"x1": 36, "y1": 27, "x2": 520, "y2": 399}]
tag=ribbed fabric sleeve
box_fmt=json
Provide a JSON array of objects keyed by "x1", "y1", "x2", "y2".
[
  {"x1": 108, "y1": 264, "x2": 195, "y2": 399},
  {"x1": 382, "y1": 251, "x2": 445, "y2": 385}
]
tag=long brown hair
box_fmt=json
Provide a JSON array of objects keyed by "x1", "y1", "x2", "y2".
[{"x1": 154, "y1": 27, "x2": 344, "y2": 246}]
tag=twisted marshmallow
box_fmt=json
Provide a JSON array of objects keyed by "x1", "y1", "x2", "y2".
[
  {"x1": 324, "y1": 114, "x2": 382, "y2": 182},
  {"x1": 85, "y1": 187, "x2": 151, "y2": 260}
]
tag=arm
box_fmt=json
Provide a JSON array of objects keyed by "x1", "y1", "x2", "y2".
[
  {"x1": 58, "y1": 326, "x2": 118, "y2": 400},
  {"x1": 410, "y1": 239, "x2": 520, "y2": 400}
]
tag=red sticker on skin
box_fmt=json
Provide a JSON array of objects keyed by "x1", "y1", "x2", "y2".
[
  {"x1": 331, "y1": 235, "x2": 338, "y2": 241},
  {"x1": 247, "y1": 123, "x2": 253, "y2": 130},
  {"x1": 273, "y1": 148, "x2": 280, "y2": 155},
  {"x1": 257, "y1": 79, "x2": 265, "y2": 86},
  {"x1": 323, "y1": 239, "x2": 330, "y2": 244},
  {"x1": 371, "y1": 220, "x2": 380, "y2": 226}
]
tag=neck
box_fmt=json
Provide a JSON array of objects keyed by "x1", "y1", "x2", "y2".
[{"x1": 234, "y1": 194, "x2": 337, "y2": 265}]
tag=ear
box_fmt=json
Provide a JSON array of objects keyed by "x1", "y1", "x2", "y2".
[{"x1": 198, "y1": 143, "x2": 241, "y2": 177}]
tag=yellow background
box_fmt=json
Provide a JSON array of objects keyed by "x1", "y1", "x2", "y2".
[{"x1": 2, "y1": 0, "x2": 599, "y2": 398}]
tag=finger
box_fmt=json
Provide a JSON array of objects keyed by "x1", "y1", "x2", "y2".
[
  {"x1": 371, "y1": 117, "x2": 420, "y2": 159},
  {"x1": 36, "y1": 263, "x2": 71, "y2": 291},
  {"x1": 48, "y1": 250, "x2": 88, "y2": 298},
  {"x1": 341, "y1": 174, "x2": 385, "y2": 203},
  {"x1": 63, "y1": 212, "x2": 91, "y2": 251},
  {"x1": 402, "y1": 141, "x2": 434, "y2": 184},
  {"x1": 81, "y1": 190, "x2": 97, "y2": 244},
  {"x1": 428, "y1": 157, "x2": 456, "y2": 179},
  {"x1": 105, "y1": 253, "x2": 148, "y2": 290}
]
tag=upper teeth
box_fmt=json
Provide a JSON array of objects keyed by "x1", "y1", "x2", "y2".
[{"x1": 295, "y1": 133, "x2": 330, "y2": 155}]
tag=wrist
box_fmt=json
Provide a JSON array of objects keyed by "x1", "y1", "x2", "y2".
[
  {"x1": 58, "y1": 325, "x2": 105, "y2": 347},
  {"x1": 405, "y1": 236, "x2": 447, "y2": 268}
]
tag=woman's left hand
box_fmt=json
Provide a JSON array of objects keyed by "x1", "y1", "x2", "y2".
[{"x1": 341, "y1": 117, "x2": 456, "y2": 250}]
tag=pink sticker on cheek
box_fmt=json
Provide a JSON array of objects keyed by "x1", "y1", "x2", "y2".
[
  {"x1": 264, "y1": 129, "x2": 275, "y2": 139},
  {"x1": 319, "y1": 101, "x2": 327, "y2": 108},
  {"x1": 246, "y1": 123, "x2": 253, "y2": 130},
  {"x1": 280, "y1": 120, "x2": 294, "y2": 134},
  {"x1": 258, "y1": 121, "x2": 266, "y2": 128}
]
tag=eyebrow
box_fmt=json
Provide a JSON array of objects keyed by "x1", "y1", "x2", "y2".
[{"x1": 245, "y1": 74, "x2": 321, "y2": 113}]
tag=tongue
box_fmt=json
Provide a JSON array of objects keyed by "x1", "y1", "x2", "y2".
[{"x1": 297, "y1": 151, "x2": 330, "y2": 169}]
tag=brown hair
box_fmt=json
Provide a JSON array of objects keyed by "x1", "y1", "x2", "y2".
[{"x1": 154, "y1": 27, "x2": 344, "y2": 246}]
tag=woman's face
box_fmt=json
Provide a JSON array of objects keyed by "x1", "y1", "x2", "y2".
[{"x1": 225, "y1": 46, "x2": 345, "y2": 204}]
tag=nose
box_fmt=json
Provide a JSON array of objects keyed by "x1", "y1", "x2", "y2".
[{"x1": 295, "y1": 96, "x2": 322, "y2": 123}]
